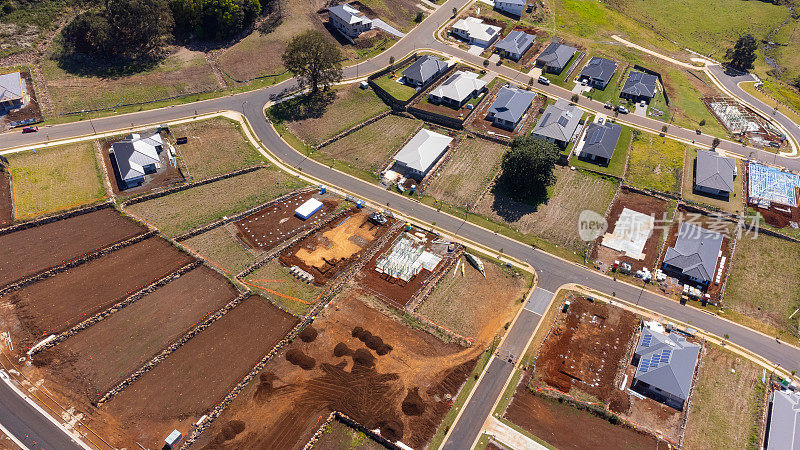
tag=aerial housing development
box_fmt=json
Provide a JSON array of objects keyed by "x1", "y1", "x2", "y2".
[{"x1": 1, "y1": 0, "x2": 800, "y2": 449}]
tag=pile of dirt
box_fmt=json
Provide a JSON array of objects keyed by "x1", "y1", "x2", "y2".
[
  {"x1": 298, "y1": 326, "x2": 318, "y2": 342},
  {"x1": 352, "y1": 348, "x2": 375, "y2": 367},
  {"x1": 254, "y1": 372, "x2": 292, "y2": 404},
  {"x1": 286, "y1": 348, "x2": 316, "y2": 370},
  {"x1": 609, "y1": 389, "x2": 631, "y2": 414},
  {"x1": 402, "y1": 388, "x2": 426, "y2": 416},
  {"x1": 376, "y1": 420, "x2": 404, "y2": 442},
  {"x1": 333, "y1": 342, "x2": 352, "y2": 357},
  {"x1": 208, "y1": 420, "x2": 246, "y2": 445},
  {"x1": 352, "y1": 327, "x2": 392, "y2": 355}
]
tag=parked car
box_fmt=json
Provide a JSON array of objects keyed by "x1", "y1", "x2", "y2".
[
  {"x1": 21, "y1": 126, "x2": 38, "y2": 133},
  {"x1": 538, "y1": 76, "x2": 550, "y2": 85},
  {"x1": 581, "y1": 79, "x2": 588, "y2": 86},
  {"x1": 617, "y1": 106, "x2": 629, "y2": 114},
  {"x1": 604, "y1": 102, "x2": 613, "y2": 109},
  {"x1": 597, "y1": 117, "x2": 604, "y2": 124},
  {"x1": 696, "y1": 129, "x2": 702, "y2": 135},
  {"x1": 639, "y1": 100, "x2": 647, "y2": 108}
]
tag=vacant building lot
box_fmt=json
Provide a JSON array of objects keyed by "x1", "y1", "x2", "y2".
[
  {"x1": 126, "y1": 167, "x2": 306, "y2": 237},
  {"x1": 0, "y1": 171, "x2": 11, "y2": 225},
  {"x1": 474, "y1": 168, "x2": 619, "y2": 252},
  {"x1": 182, "y1": 226, "x2": 257, "y2": 274},
  {"x1": 7, "y1": 142, "x2": 106, "y2": 218},
  {"x1": 0, "y1": 208, "x2": 146, "y2": 287},
  {"x1": 683, "y1": 345, "x2": 765, "y2": 449},
  {"x1": 425, "y1": 137, "x2": 507, "y2": 209},
  {"x1": 681, "y1": 148, "x2": 744, "y2": 214},
  {"x1": 169, "y1": 117, "x2": 266, "y2": 180},
  {"x1": 723, "y1": 233, "x2": 800, "y2": 337},
  {"x1": 36, "y1": 265, "x2": 239, "y2": 399},
  {"x1": 416, "y1": 258, "x2": 529, "y2": 342},
  {"x1": 625, "y1": 131, "x2": 684, "y2": 194},
  {"x1": 193, "y1": 289, "x2": 481, "y2": 450},
  {"x1": 242, "y1": 261, "x2": 325, "y2": 316},
  {"x1": 104, "y1": 295, "x2": 298, "y2": 449}
]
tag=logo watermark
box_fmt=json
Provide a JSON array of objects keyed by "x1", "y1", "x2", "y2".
[{"x1": 578, "y1": 210, "x2": 608, "y2": 242}]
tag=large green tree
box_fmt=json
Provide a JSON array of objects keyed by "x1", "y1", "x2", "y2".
[
  {"x1": 726, "y1": 34, "x2": 758, "y2": 72},
  {"x1": 282, "y1": 30, "x2": 342, "y2": 95},
  {"x1": 170, "y1": 0, "x2": 261, "y2": 41},
  {"x1": 497, "y1": 135, "x2": 560, "y2": 202}
]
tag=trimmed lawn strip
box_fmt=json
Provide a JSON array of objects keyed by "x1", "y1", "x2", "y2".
[
  {"x1": 625, "y1": 130, "x2": 684, "y2": 193},
  {"x1": 569, "y1": 124, "x2": 632, "y2": 178},
  {"x1": 373, "y1": 73, "x2": 417, "y2": 101}
]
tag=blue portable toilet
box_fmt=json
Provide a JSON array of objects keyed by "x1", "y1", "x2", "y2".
[
  {"x1": 319, "y1": 185, "x2": 327, "y2": 194},
  {"x1": 356, "y1": 200, "x2": 364, "y2": 209}
]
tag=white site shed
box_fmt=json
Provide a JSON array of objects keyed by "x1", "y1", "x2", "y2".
[{"x1": 295, "y1": 197, "x2": 324, "y2": 220}]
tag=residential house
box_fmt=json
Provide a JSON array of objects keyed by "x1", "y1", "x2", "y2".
[
  {"x1": 0, "y1": 72, "x2": 25, "y2": 112},
  {"x1": 620, "y1": 71, "x2": 658, "y2": 103},
  {"x1": 531, "y1": 99, "x2": 581, "y2": 148},
  {"x1": 393, "y1": 129, "x2": 453, "y2": 178},
  {"x1": 535, "y1": 41, "x2": 576, "y2": 74},
  {"x1": 428, "y1": 71, "x2": 487, "y2": 108},
  {"x1": 328, "y1": 3, "x2": 373, "y2": 39},
  {"x1": 578, "y1": 122, "x2": 622, "y2": 166},
  {"x1": 494, "y1": 0, "x2": 525, "y2": 17},
  {"x1": 662, "y1": 222, "x2": 723, "y2": 286},
  {"x1": 765, "y1": 389, "x2": 800, "y2": 450},
  {"x1": 487, "y1": 86, "x2": 536, "y2": 131},
  {"x1": 494, "y1": 30, "x2": 535, "y2": 61},
  {"x1": 577, "y1": 57, "x2": 617, "y2": 89},
  {"x1": 630, "y1": 328, "x2": 700, "y2": 411},
  {"x1": 694, "y1": 149, "x2": 736, "y2": 197},
  {"x1": 451, "y1": 17, "x2": 501, "y2": 47},
  {"x1": 111, "y1": 133, "x2": 164, "y2": 189},
  {"x1": 402, "y1": 55, "x2": 448, "y2": 87}
]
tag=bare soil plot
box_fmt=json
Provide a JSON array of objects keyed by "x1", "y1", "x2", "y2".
[
  {"x1": 474, "y1": 167, "x2": 619, "y2": 252},
  {"x1": 169, "y1": 117, "x2": 265, "y2": 180},
  {"x1": 591, "y1": 188, "x2": 671, "y2": 272},
  {"x1": 35, "y1": 266, "x2": 238, "y2": 399},
  {"x1": 683, "y1": 345, "x2": 766, "y2": 449},
  {"x1": 104, "y1": 295, "x2": 298, "y2": 449},
  {"x1": 193, "y1": 288, "x2": 481, "y2": 450},
  {"x1": 242, "y1": 261, "x2": 324, "y2": 316},
  {"x1": 425, "y1": 137, "x2": 507, "y2": 208},
  {"x1": 535, "y1": 296, "x2": 637, "y2": 402},
  {"x1": 100, "y1": 133, "x2": 184, "y2": 196},
  {"x1": 6, "y1": 142, "x2": 106, "y2": 218},
  {"x1": 416, "y1": 259, "x2": 528, "y2": 342},
  {"x1": 126, "y1": 167, "x2": 306, "y2": 237},
  {"x1": 234, "y1": 191, "x2": 339, "y2": 251},
  {"x1": 313, "y1": 420, "x2": 385, "y2": 450},
  {"x1": 279, "y1": 210, "x2": 390, "y2": 285},
  {"x1": 182, "y1": 225, "x2": 257, "y2": 274},
  {"x1": 625, "y1": 131, "x2": 685, "y2": 194},
  {"x1": 4, "y1": 237, "x2": 194, "y2": 340},
  {"x1": 318, "y1": 115, "x2": 420, "y2": 175},
  {"x1": 0, "y1": 208, "x2": 146, "y2": 287},
  {"x1": 0, "y1": 171, "x2": 11, "y2": 225}
]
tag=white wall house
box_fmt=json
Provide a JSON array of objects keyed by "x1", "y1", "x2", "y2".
[
  {"x1": 495, "y1": 0, "x2": 525, "y2": 17},
  {"x1": 451, "y1": 17, "x2": 501, "y2": 47}
]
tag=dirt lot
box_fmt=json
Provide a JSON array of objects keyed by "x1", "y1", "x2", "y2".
[
  {"x1": 591, "y1": 188, "x2": 672, "y2": 272},
  {"x1": 0, "y1": 171, "x2": 11, "y2": 225},
  {"x1": 535, "y1": 296, "x2": 638, "y2": 402},
  {"x1": 279, "y1": 210, "x2": 390, "y2": 285},
  {"x1": 100, "y1": 134, "x2": 185, "y2": 196},
  {"x1": 194, "y1": 288, "x2": 480, "y2": 449},
  {"x1": 617, "y1": 358, "x2": 684, "y2": 442},
  {"x1": 416, "y1": 258, "x2": 528, "y2": 342},
  {"x1": 504, "y1": 376, "x2": 660, "y2": 449},
  {"x1": 104, "y1": 295, "x2": 298, "y2": 448},
  {"x1": 235, "y1": 192, "x2": 339, "y2": 251},
  {"x1": 3, "y1": 237, "x2": 194, "y2": 342},
  {"x1": 35, "y1": 265, "x2": 239, "y2": 399},
  {"x1": 0, "y1": 208, "x2": 146, "y2": 287}
]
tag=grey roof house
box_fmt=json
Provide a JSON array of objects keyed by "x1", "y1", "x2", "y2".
[
  {"x1": 0, "y1": 71, "x2": 25, "y2": 111},
  {"x1": 765, "y1": 389, "x2": 800, "y2": 450},
  {"x1": 531, "y1": 99, "x2": 581, "y2": 148},
  {"x1": 111, "y1": 133, "x2": 164, "y2": 189},
  {"x1": 402, "y1": 55, "x2": 448, "y2": 87},
  {"x1": 392, "y1": 129, "x2": 453, "y2": 178},
  {"x1": 662, "y1": 222, "x2": 723, "y2": 286},
  {"x1": 630, "y1": 328, "x2": 700, "y2": 411},
  {"x1": 578, "y1": 122, "x2": 622, "y2": 166},
  {"x1": 620, "y1": 71, "x2": 658, "y2": 103},
  {"x1": 494, "y1": 30, "x2": 535, "y2": 61},
  {"x1": 694, "y1": 149, "x2": 736, "y2": 197},
  {"x1": 535, "y1": 42, "x2": 577, "y2": 74},
  {"x1": 428, "y1": 71, "x2": 487, "y2": 108},
  {"x1": 487, "y1": 86, "x2": 536, "y2": 131},
  {"x1": 578, "y1": 57, "x2": 617, "y2": 89},
  {"x1": 328, "y1": 3, "x2": 373, "y2": 39}
]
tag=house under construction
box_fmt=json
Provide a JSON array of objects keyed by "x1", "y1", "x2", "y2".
[
  {"x1": 704, "y1": 97, "x2": 783, "y2": 148},
  {"x1": 375, "y1": 233, "x2": 442, "y2": 284}
]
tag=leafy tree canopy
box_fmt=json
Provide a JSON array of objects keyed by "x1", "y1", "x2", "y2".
[
  {"x1": 497, "y1": 135, "x2": 560, "y2": 203},
  {"x1": 726, "y1": 34, "x2": 758, "y2": 72},
  {"x1": 282, "y1": 30, "x2": 342, "y2": 94},
  {"x1": 171, "y1": 0, "x2": 261, "y2": 41}
]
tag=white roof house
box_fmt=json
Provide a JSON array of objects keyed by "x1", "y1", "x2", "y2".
[
  {"x1": 111, "y1": 133, "x2": 163, "y2": 185},
  {"x1": 0, "y1": 72, "x2": 25, "y2": 105},
  {"x1": 451, "y1": 17, "x2": 501, "y2": 46},
  {"x1": 429, "y1": 71, "x2": 487, "y2": 105},
  {"x1": 393, "y1": 129, "x2": 453, "y2": 176}
]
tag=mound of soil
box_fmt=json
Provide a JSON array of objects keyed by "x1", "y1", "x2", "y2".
[
  {"x1": 353, "y1": 327, "x2": 392, "y2": 355},
  {"x1": 298, "y1": 326, "x2": 318, "y2": 342},
  {"x1": 254, "y1": 372, "x2": 291, "y2": 404},
  {"x1": 402, "y1": 387, "x2": 426, "y2": 416},
  {"x1": 209, "y1": 419, "x2": 246, "y2": 445},
  {"x1": 378, "y1": 419, "x2": 404, "y2": 442},
  {"x1": 286, "y1": 348, "x2": 316, "y2": 370},
  {"x1": 352, "y1": 326, "x2": 365, "y2": 338},
  {"x1": 352, "y1": 348, "x2": 375, "y2": 367},
  {"x1": 333, "y1": 342, "x2": 352, "y2": 357}
]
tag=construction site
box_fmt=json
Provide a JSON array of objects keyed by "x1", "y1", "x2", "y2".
[
  {"x1": 703, "y1": 97, "x2": 784, "y2": 149},
  {"x1": 745, "y1": 161, "x2": 800, "y2": 228}
]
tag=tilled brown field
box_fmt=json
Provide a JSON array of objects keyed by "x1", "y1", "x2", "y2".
[
  {"x1": 4, "y1": 237, "x2": 194, "y2": 342},
  {"x1": 103, "y1": 295, "x2": 298, "y2": 448},
  {"x1": 194, "y1": 288, "x2": 480, "y2": 450},
  {"x1": 35, "y1": 265, "x2": 239, "y2": 400},
  {"x1": 0, "y1": 171, "x2": 11, "y2": 226},
  {"x1": 0, "y1": 208, "x2": 147, "y2": 287}
]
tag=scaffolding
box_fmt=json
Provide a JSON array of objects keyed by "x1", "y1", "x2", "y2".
[
  {"x1": 748, "y1": 162, "x2": 800, "y2": 208},
  {"x1": 707, "y1": 98, "x2": 760, "y2": 134},
  {"x1": 375, "y1": 234, "x2": 442, "y2": 282}
]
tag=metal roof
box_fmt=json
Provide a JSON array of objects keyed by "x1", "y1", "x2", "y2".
[
  {"x1": 621, "y1": 71, "x2": 658, "y2": 98},
  {"x1": 767, "y1": 390, "x2": 800, "y2": 450},
  {"x1": 536, "y1": 42, "x2": 576, "y2": 69},
  {"x1": 402, "y1": 55, "x2": 448, "y2": 84},
  {"x1": 695, "y1": 149, "x2": 735, "y2": 192},
  {"x1": 393, "y1": 129, "x2": 453, "y2": 173},
  {"x1": 452, "y1": 17, "x2": 501, "y2": 43},
  {"x1": 488, "y1": 86, "x2": 536, "y2": 124},
  {"x1": 429, "y1": 71, "x2": 487, "y2": 103},
  {"x1": 663, "y1": 223, "x2": 723, "y2": 283},
  {"x1": 494, "y1": 30, "x2": 535, "y2": 55},
  {"x1": 581, "y1": 122, "x2": 622, "y2": 160},
  {"x1": 531, "y1": 99, "x2": 581, "y2": 142},
  {"x1": 328, "y1": 3, "x2": 371, "y2": 25},
  {"x1": 579, "y1": 57, "x2": 617, "y2": 85},
  {"x1": 0, "y1": 72, "x2": 24, "y2": 103},
  {"x1": 633, "y1": 329, "x2": 700, "y2": 402},
  {"x1": 111, "y1": 133, "x2": 163, "y2": 182}
]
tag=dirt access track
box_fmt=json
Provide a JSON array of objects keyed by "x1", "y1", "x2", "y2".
[
  {"x1": 103, "y1": 295, "x2": 298, "y2": 448},
  {"x1": 279, "y1": 210, "x2": 392, "y2": 285},
  {"x1": 535, "y1": 295, "x2": 638, "y2": 403},
  {"x1": 36, "y1": 265, "x2": 239, "y2": 400},
  {"x1": 0, "y1": 207, "x2": 147, "y2": 287},
  {"x1": 3, "y1": 237, "x2": 194, "y2": 344},
  {"x1": 194, "y1": 288, "x2": 481, "y2": 449},
  {"x1": 235, "y1": 191, "x2": 339, "y2": 251}
]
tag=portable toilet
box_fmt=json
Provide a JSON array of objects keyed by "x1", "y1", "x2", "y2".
[
  {"x1": 356, "y1": 200, "x2": 364, "y2": 209},
  {"x1": 405, "y1": 222, "x2": 411, "y2": 231},
  {"x1": 165, "y1": 430, "x2": 182, "y2": 448},
  {"x1": 409, "y1": 184, "x2": 416, "y2": 194},
  {"x1": 319, "y1": 185, "x2": 326, "y2": 194}
]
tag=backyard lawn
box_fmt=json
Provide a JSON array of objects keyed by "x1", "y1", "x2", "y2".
[
  {"x1": 625, "y1": 131, "x2": 684, "y2": 193},
  {"x1": 681, "y1": 148, "x2": 744, "y2": 214},
  {"x1": 372, "y1": 73, "x2": 418, "y2": 101},
  {"x1": 7, "y1": 142, "x2": 106, "y2": 218},
  {"x1": 569, "y1": 124, "x2": 632, "y2": 178}
]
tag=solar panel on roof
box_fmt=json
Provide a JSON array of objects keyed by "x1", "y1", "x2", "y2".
[{"x1": 641, "y1": 334, "x2": 653, "y2": 347}]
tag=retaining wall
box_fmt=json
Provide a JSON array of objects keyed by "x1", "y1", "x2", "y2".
[{"x1": 0, "y1": 200, "x2": 115, "y2": 236}]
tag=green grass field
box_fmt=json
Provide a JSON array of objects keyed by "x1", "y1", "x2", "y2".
[
  {"x1": 625, "y1": 131, "x2": 684, "y2": 193},
  {"x1": 181, "y1": 226, "x2": 256, "y2": 274},
  {"x1": 681, "y1": 149, "x2": 744, "y2": 214},
  {"x1": 8, "y1": 142, "x2": 106, "y2": 218},
  {"x1": 569, "y1": 124, "x2": 632, "y2": 178},
  {"x1": 243, "y1": 261, "x2": 323, "y2": 316},
  {"x1": 372, "y1": 74, "x2": 417, "y2": 101}
]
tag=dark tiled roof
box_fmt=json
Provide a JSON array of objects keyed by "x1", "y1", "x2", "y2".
[
  {"x1": 621, "y1": 71, "x2": 658, "y2": 98},
  {"x1": 536, "y1": 42, "x2": 576, "y2": 69},
  {"x1": 579, "y1": 57, "x2": 617, "y2": 85},
  {"x1": 581, "y1": 122, "x2": 621, "y2": 160},
  {"x1": 663, "y1": 223, "x2": 723, "y2": 283},
  {"x1": 488, "y1": 86, "x2": 536, "y2": 124},
  {"x1": 494, "y1": 30, "x2": 535, "y2": 55},
  {"x1": 695, "y1": 149, "x2": 735, "y2": 192}
]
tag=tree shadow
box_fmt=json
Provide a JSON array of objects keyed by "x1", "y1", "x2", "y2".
[
  {"x1": 269, "y1": 91, "x2": 338, "y2": 123},
  {"x1": 54, "y1": 51, "x2": 165, "y2": 78},
  {"x1": 485, "y1": 180, "x2": 549, "y2": 223}
]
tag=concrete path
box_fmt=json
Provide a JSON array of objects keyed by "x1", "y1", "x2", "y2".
[
  {"x1": 372, "y1": 19, "x2": 405, "y2": 38},
  {"x1": 484, "y1": 416, "x2": 547, "y2": 450}
]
